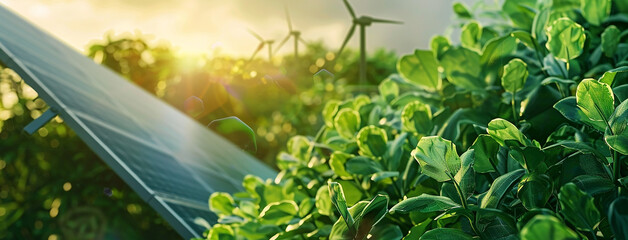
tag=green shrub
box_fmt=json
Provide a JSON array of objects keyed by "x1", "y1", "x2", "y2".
[{"x1": 206, "y1": 0, "x2": 628, "y2": 239}]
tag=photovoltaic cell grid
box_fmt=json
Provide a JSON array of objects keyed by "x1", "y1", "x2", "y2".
[{"x1": 0, "y1": 5, "x2": 276, "y2": 239}]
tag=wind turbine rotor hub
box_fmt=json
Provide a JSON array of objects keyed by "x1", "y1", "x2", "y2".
[{"x1": 355, "y1": 16, "x2": 373, "y2": 26}]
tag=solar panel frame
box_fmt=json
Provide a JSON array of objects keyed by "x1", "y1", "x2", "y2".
[{"x1": 0, "y1": 5, "x2": 277, "y2": 239}]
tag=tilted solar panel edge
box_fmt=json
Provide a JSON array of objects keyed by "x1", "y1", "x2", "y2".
[
  {"x1": 0, "y1": 29, "x2": 208, "y2": 240},
  {"x1": 0, "y1": 5, "x2": 277, "y2": 238}
]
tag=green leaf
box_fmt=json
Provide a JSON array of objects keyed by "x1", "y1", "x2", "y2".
[
  {"x1": 480, "y1": 35, "x2": 517, "y2": 67},
  {"x1": 208, "y1": 116, "x2": 257, "y2": 152},
  {"x1": 329, "y1": 201, "x2": 369, "y2": 239},
  {"x1": 509, "y1": 147, "x2": 547, "y2": 172},
  {"x1": 545, "y1": 18, "x2": 586, "y2": 62},
  {"x1": 576, "y1": 79, "x2": 614, "y2": 129},
  {"x1": 599, "y1": 66, "x2": 628, "y2": 87},
  {"x1": 412, "y1": 136, "x2": 461, "y2": 182},
  {"x1": 558, "y1": 183, "x2": 601, "y2": 231},
  {"x1": 520, "y1": 215, "x2": 579, "y2": 240},
  {"x1": 487, "y1": 118, "x2": 528, "y2": 146},
  {"x1": 532, "y1": 8, "x2": 550, "y2": 43},
  {"x1": 608, "y1": 197, "x2": 628, "y2": 240},
  {"x1": 330, "y1": 151, "x2": 354, "y2": 179},
  {"x1": 355, "y1": 194, "x2": 389, "y2": 238},
  {"x1": 323, "y1": 100, "x2": 341, "y2": 128},
  {"x1": 329, "y1": 182, "x2": 354, "y2": 228},
  {"x1": 209, "y1": 192, "x2": 236, "y2": 216},
  {"x1": 371, "y1": 171, "x2": 399, "y2": 182},
  {"x1": 419, "y1": 228, "x2": 474, "y2": 240},
  {"x1": 580, "y1": 0, "x2": 611, "y2": 26},
  {"x1": 287, "y1": 136, "x2": 310, "y2": 162},
  {"x1": 404, "y1": 219, "x2": 432, "y2": 239},
  {"x1": 455, "y1": 150, "x2": 475, "y2": 200},
  {"x1": 368, "y1": 224, "x2": 403, "y2": 240},
  {"x1": 571, "y1": 175, "x2": 615, "y2": 196},
  {"x1": 471, "y1": 134, "x2": 500, "y2": 173},
  {"x1": 345, "y1": 156, "x2": 383, "y2": 175},
  {"x1": 511, "y1": 30, "x2": 536, "y2": 50},
  {"x1": 502, "y1": 0, "x2": 538, "y2": 30},
  {"x1": 440, "y1": 46, "x2": 485, "y2": 90},
  {"x1": 329, "y1": 218, "x2": 351, "y2": 240},
  {"x1": 356, "y1": 126, "x2": 388, "y2": 157},
  {"x1": 501, "y1": 58, "x2": 529, "y2": 94},
  {"x1": 334, "y1": 108, "x2": 361, "y2": 139},
  {"x1": 517, "y1": 173, "x2": 552, "y2": 210},
  {"x1": 259, "y1": 200, "x2": 299, "y2": 225},
  {"x1": 316, "y1": 186, "x2": 334, "y2": 216},
  {"x1": 452, "y1": 2, "x2": 472, "y2": 18},
  {"x1": 460, "y1": 21, "x2": 482, "y2": 51},
  {"x1": 605, "y1": 98, "x2": 628, "y2": 155},
  {"x1": 431, "y1": 35, "x2": 452, "y2": 59},
  {"x1": 480, "y1": 169, "x2": 525, "y2": 208},
  {"x1": 540, "y1": 76, "x2": 575, "y2": 86},
  {"x1": 379, "y1": 78, "x2": 400, "y2": 103},
  {"x1": 384, "y1": 132, "x2": 407, "y2": 171},
  {"x1": 401, "y1": 101, "x2": 433, "y2": 135},
  {"x1": 554, "y1": 97, "x2": 607, "y2": 131},
  {"x1": 397, "y1": 50, "x2": 441, "y2": 91},
  {"x1": 353, "y1": 95, "x2": 371, "y2": 111},
  {"x1": 602, "y1": 25, "x2": 621, "y2": 58},
  {"x1": 389, "y1": 194, "x2": 460, "y2": 214},
  {"x1": 207, "y1": 224, "x2": 236, "y2": 240}
]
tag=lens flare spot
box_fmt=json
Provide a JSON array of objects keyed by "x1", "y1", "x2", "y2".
[
  {"x1": 315, "y1": 58, "x2": 325, "y2": 67},
  {"x1": 183, "y1": 96, "x2": 205, "y2": 117},
  {"x1": 63, "y1": 182, "x2": 72, "y2": 191},
  {"x1": 326, "y1": 52, "x2": 335, "y2": 61},
  {"x1": 49, "y1": 208, "x2": 58, "y2": 218}
]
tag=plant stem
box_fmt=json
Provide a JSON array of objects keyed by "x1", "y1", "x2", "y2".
[
  {"x1": 511, "y1": 93, "x2": 518, "y2": 123},
  {"x1": 449, "y1": 174, "x2": 467, "y2": 210},
  {"x1": 305, "y1": 126, "x2": 326, "y2": 161},
  {"x1": 590, "y1": 230, "x2": 599, "y2": 240},
  {"x1": 353, "y1": 177, "x2": 371, "y2": 198},
  {"x1": 555, "y1": 82, "x2": 566, "y2": 98},
  {"x1": 613, "y1": 150, "x2": 623, "y2": 196},
  {"x1": 552, "y1": 56, "x2": 568, "y2": 79},
  {"x1": 448, "y1": 173, "x2": 481, "y2": 237},
  {"x1": 531, "y1": 41, "x2": 549, "y2": 77},
  {"x1": 391, "y1": 177, "x2": 403, "y2": 198}
]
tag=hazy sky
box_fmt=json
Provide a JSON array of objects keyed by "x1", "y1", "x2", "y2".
[{"x1": 0, "y1": 0, "x2": 473, "y2": 57}]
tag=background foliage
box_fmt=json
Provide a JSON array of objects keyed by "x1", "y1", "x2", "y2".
[{"x1": 0, "y1": 32, "x2": 396, "y2": 239}]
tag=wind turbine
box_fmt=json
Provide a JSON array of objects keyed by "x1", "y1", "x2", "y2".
[
  {"x1": 275, "y1": 6, "x2": 308, "y2": 58},
  {"x1": 337, "y1": 0, "x2": 402, "y2": 84},
  {"x1": 248, "y1": 29, "x2": 275, "y2": 61}
]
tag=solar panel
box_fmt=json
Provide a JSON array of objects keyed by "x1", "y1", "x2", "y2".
[{"x1": 0, "y1": 5, "x2": 277, "y2": 239}]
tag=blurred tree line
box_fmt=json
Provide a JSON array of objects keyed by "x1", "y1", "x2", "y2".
[{"x1": 0, "y1": 33, "x2": 396, "y2": 239}]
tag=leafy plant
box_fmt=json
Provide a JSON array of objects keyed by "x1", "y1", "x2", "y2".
[{"x1": 205, "y1": 0, "x2": 628, "y2": 239}]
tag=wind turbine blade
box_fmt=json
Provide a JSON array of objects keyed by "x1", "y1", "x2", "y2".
[
  {"x1": 284, "y1": 5, "x2": 293, "y2": 32},
  {"x1": 298, "y1": 37, "x2": 308, "y2": 46},
  {"x1": 249, "y1": 43, "x2": 264, "y2": 61},
  {"x1": 369, "y1": 17, "x2": 403, "y2": 24},
  {"x1": 275, "y1": 35, "x2": 291, "y2": 53},
  {"x1": 343, "y1": 0, "x2": 357, "y2": 19},
  {"x1": 248, "y1": 29, "x2": 264, "y2": 41},
  {"x1": 336, "y1": 24, "x2": 356, "y2": 59}
]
